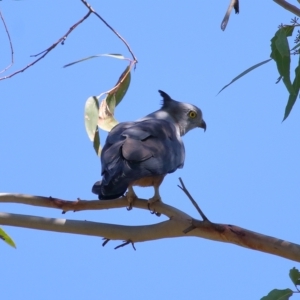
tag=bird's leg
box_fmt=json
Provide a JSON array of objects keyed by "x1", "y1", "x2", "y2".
[
  {"x1": 126, "y1": 186, "x2": 137, "y2": 211},
  {"x1": 147, "y1": 185, "x2": 162, "y2": 217}
]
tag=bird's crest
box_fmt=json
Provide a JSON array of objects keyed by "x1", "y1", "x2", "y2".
[{"x1": 158, "y1": 90, "x2": 173, "y2": 108}]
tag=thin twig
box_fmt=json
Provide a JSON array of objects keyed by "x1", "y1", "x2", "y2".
[
  {"x1": 0, "y1": 10, "x2": 92, "y2": 81},
  {"x1": 177, "y1": 177, "x2": 209, "y2": 221},
  {"x1": 221, "y1": 0, "x2": 239, "y2": 31},
  {"x1": 273, "y1": 0, "x2": 300, "y2": 17},
  {"x1": 81, "y1": 0, "x2": 138, "y2": 63},
  {"x1": 0, "y1": 10, "x2": 14, "y2": 74}
]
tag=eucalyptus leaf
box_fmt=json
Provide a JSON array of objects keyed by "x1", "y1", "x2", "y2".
[
  {"x1": 260, "y1": 288, "x2": 293, "y2": 300},
  {"x1": 84, "y1": 96, "x2": 99, "y2": 141},
  {"x1": 218, "y1": 59, "x2": 272, "y2": 94},
  {"x1": 270, "y1": 27, "x2": 295, "y2": 95},
  {"x1": 63, "y1": 53, "x2": 126, "y2": 68},
  {"x1": 283, "y1": 56, "x2": 300, "y2": 121},
  {"x1": 0, "y1": 227, "x2": 16, "y2": 248}
]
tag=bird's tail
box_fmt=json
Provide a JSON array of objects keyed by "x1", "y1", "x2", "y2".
[{"x1": 91, "y1": 180, "x2": 127, "y2": 200}]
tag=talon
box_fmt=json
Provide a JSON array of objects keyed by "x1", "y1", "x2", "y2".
[
  {"x1": 147, "y1": 202, "x2": 161, "y2": 217},
  {"x1": 126, "y1": 202, "x2": 133, "y2": 211},
  {"x1": 102, "y1": 238, "x2": 110, "y2": 247},
  {"x1": 114, "y1": 239, "x2": 136, "y2": 251},
  {"x1": 126, "y1": 186, "x2": 137, "y2": 211}
]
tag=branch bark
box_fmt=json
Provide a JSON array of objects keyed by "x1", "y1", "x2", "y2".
[
  {"x1": 273, "y1": 0, "x2": 300, "y2": 17},
  {"x1": 0, "y1": 193, "x2": 299, "y2": 262}
]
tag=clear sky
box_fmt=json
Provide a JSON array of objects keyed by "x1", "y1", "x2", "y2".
[{"x1": 1, "y1": 1, "x2": 299, "y2": 299}]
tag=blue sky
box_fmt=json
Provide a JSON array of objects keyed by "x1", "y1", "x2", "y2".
[{"x1": 1, "y1": 1, "x2": 300, "y2": 299}]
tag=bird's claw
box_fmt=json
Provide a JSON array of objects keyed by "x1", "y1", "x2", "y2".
[
  {"x1": 125, "y1": 188, "x2": 137, "y2": 211},
  {"x1": 114, "y1": 239, "x2": 136, "y2": 251},
  {"x1": 147, "y1": 202, "x2": 161, "y2": 217},
  {"x1": 126, "y1": 202, "x2": 133, "y2": 211}
]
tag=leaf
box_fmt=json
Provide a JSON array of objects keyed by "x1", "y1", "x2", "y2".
[
  {"x1": 93, "y1": 127, "x2": 101, "y2": 156},
  {"x1": 106, "y1": 65, "x2": 131, "y2": 108},
  {"x1": 63, "y1": 54, "x2": 126, "y2": 68},
  {"x1": 270, "y1": 26, "x2": 295, "y2": 96},
  {"x1": 84, "y1": 96, "x2": 99, "y2": 141},
  {"x1": 0, "y1": 227, "x2": 16, "y2": 248},
  {"x1": 260, "y1": 288, "x2": 293, "y2": 300},
  {"x1": 290, "y1": 42, "x2": 300, "y2": 51},
  {"x1": 100, "y1": 54, "x2": 126, "y2": 60},
  {"x1": 98, "y1": 95, "x2": 119, "y2": 132},
  {"x1": 289, "y1": 267, "x2": 300, "y2": 286},
  {"x1": 218, "y1": 59, "x2": 272, "y2": 94},
  {"x1": 283, "y1": 55, "x2": 300, "y2": 121}
]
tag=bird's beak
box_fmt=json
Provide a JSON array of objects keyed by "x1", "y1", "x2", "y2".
[{"x1": 199, "y1": 120, "x2": 206, "y2": 132}]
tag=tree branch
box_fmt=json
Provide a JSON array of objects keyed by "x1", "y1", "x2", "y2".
[
  {"x1": 0, "y1": 193, "x2": 299, "y2": 262},
  {"x1": 0, "y1": 10, "x2": 92, "y2": 81},
  {"x1": 80, "y1": 0, "x2": 138, "y2": 63},
  {"x1": 273, "y1": 0, "x2": 300, "y2": 17},
  {"x1": 221, "y1": 0, "x2": 239, "y2": 31},
  {"x1": 0, "y1": 10, "x2": 14, "y2": 74},
  {"x1": 0, "y1": 0, "x2": 137, "y2": 80}
]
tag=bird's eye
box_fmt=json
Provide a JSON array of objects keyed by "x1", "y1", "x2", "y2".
[{"x1": 188, "y1": 111, "x2": 197, "y2": 118}]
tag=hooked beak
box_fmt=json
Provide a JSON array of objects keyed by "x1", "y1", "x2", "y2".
[{"x1": 199, "y1": 120, "x2": 206, "y2": 132}]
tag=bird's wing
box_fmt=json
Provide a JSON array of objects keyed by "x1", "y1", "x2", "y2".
[{"x1": 96, "y1": 119, "x2": 185, "y2": 199}]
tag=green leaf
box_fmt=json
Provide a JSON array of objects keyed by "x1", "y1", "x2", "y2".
[
  {"x1": 260, "y1": 288, "x2": 293, "y2": 300},
  {"x1": 84, "y1": 96, "x2": 99, "y2": 141},
  {"x1": 218, "y1": 59, "x2": 272, "y2": 94},
  {"x1": 289, "y1": 267, "x2": 300, "y2": 286},
  {"x1": 270, "y1": 27, "x2": 295, "y2": 95},
  {"x1": 0, "y1": 227, "x2": 16, "y2": 248},
  {"x1": 106, "y1": 65, "x2": 131, "y2": 108},
  {"x1": 63, "y1": 54, "x2": 126, "y2": 68},
  {"x1": 283, "y1": 55, "x2": 300, "y2": 121},
  {"x1": 93, "y1": 127, "x2": 101, "y2": 156},
  {"x1": 290, "y1": 42, "x2": 300, "y2": 51}
]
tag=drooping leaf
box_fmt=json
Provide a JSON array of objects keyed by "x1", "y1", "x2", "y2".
[
  {"x1": 0, "y1": 227, "x2": 16, "y2": 248},
  {"x1": 289, "y1": 267, "x2": 300, "y2": 286},
  {"x1": 63, "y1": 54, "x2": 126, "y2": 68},
  {"x1": 84, "y1": 96, "x2": 99, "y2": 141},
  {"x1": 100, "y1": 54, "x2": 126, "y2": 60},
  {"x1": 260, "y1": 288, "x2": 293, "y2": 300},
  {"x1": 283, "y1": 56, "x2": 300, "y2": 121},
  {"x1": 218, "y1": 59, "x2": 272, "y2": 94},
  {"x1": 106, "y1": 65, "x2": 131, "y2": 108},
  {"x1": 270, "y1": 26, "x2": 295, "y2": 96},
  {"x1": 98, "y1": 95, "x2": 119, "y2": 132},
  {"x1": 93, "y1": 127, "x2": 101, "y2": 156}
]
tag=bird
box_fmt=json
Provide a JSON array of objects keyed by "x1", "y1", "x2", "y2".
[{"x1": 92, "y1": 90, "x2": 206, "y2": 211}]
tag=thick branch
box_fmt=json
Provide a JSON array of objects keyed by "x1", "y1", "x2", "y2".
[
  {"x1": 273, "y1": 0, "x2": 300, "y2": 17},
  {"x1": 0, "y1": 193, "x2": 300, "y2": 262}
]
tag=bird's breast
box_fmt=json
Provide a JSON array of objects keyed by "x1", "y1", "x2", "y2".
[{"x1": 130, "y1": 175, "x2": 165, "y2": 187}]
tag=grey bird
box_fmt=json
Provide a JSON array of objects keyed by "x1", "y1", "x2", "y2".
[{"x1": 92, "y1": 90, "x2": 206, "y2": 209}]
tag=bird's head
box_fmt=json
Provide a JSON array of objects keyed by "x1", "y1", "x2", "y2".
[{"x1": 159, "y1": 90, "x2": 206, "y2": 136}]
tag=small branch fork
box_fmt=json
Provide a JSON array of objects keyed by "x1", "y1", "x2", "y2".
[
  {"x1": 0, "y1": 0, "x2": 137, "y2": 81},
  {"x1": 0, "y1": 178, "x2": 300, "y2": 261}
]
